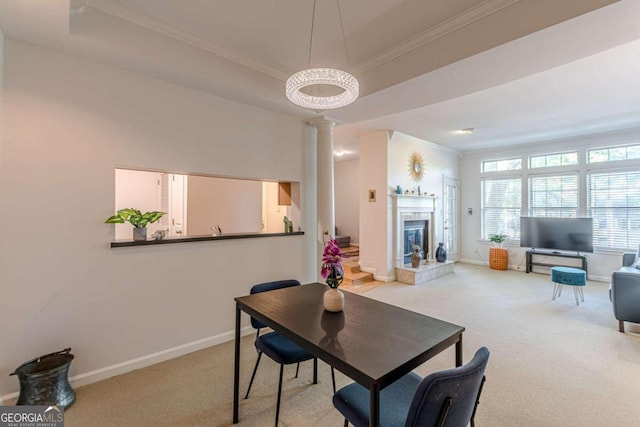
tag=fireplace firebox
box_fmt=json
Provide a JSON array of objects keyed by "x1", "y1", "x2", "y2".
[{"x1": 403, "y1": 220, "x2": 428, "y2": 264}]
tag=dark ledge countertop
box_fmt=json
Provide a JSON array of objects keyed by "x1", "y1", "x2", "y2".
[{"x1": 111, "y1": 231, "x2": 304, "y2": 248}]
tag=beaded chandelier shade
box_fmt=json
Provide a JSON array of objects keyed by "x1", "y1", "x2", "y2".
[{"x1": 285, "y1": 0, "x2": 359, "y2": 111}]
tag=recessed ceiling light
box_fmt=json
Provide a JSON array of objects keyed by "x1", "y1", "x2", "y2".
[{"x1": 460, "y1": 128, "x2": 475, "y2": 134}]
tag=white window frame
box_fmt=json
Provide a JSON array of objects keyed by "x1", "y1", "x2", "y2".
[
  {"x1": 481, "y1": 176, "x2": 522, "y2": 241},
  {"x1": 529, "y1": 151, "x2": 578, "y2": 169},
  {"x1": 528, "y1": 173, "x2": 579, "y2": 218},
  {"x1": 478, "y1": 142, "x2": 640, "y2": 251},
  {"x1": 481, "y1": 157, "x2": 522, "y2": 173},
  {"x1": 587, "y1": 168, "x2": 640, "y2": 251},
  {"x1": 587, "y1": 144, "x2": 640, "y2": 164}
]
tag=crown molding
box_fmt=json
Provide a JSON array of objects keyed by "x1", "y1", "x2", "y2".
[
  {"x1": 351, "y1": 0, "x2": 522, "y2": 75},
  {"x1": 86, "y1": 0, "x2": 290, "y2": 81},
  {"x1": 85, "y1": 0, "x2": 520, "y2": 83}
]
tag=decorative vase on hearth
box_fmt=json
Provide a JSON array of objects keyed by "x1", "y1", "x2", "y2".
[
  {"x1": 411, "y1": 246, "x2": 421, "y2": 268},
  {"x1": 435, "y1": 243, "x2": 447, "y2": 262}
]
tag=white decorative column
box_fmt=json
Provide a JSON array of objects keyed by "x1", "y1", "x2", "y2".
[{"x1": 309, "y1": 117, "x2": 336, "y2": 281}]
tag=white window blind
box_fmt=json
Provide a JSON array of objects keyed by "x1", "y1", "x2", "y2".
[
  {"x1": 482, "y1": 178, "x2": 521, "y2": 240},
  {"x1": 529, "y1": 175, "x2": 578, "y2": 217},
  {"x1": 587, "y1": 171, "x2": 640, "y2": 250}
]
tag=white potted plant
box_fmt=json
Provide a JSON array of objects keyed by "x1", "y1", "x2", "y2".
[
  {"x1": 105, "y1": 208, "x2": 166, "y2": 241},
  {"x1": 489, "y1": 233, "x2": 508, "y2": 248}
]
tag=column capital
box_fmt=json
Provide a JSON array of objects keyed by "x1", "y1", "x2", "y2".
[{"x1": 307, "y1": 116, "x2": 336, "y2": 130}]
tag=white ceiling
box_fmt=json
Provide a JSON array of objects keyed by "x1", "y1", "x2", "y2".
[{"x1": 1, "y1": 0, "x2": 639, "y2": 161}]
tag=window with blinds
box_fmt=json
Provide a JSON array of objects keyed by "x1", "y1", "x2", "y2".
[
  {"x1": 482, "y1": 178, "x2": 522, "y2": 240},
  {"x1": 529, "y1": 175, "x2": 578, "y2": 217},
  {"x1": 587, "y1": 171, "x2": 640, "y2": 250}
]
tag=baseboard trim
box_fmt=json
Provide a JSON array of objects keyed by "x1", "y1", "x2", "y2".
[
  {"x1": 459, "y1": 259, "x2": 522, "y2": 271},
  {"x1": 0, "y1": 326, "x2": 254, "y2": 404},
  {"x1": 358, "y1": 266, "x2": 394, "y2": 282},
  {"x1": 459, "y1": 259, "x2": 609, "y2": 282},
  {"x1": 459, "y1": 259, "x2": 486, "y2": 266}
]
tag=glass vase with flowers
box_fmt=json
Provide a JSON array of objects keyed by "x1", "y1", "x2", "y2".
[{"x1": 321, "y1": 236, "x2": 345, "y2": 312}]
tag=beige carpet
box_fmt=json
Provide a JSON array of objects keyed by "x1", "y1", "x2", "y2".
[{"x1": 64, "y1": 264, "x2": 640, "y2": 426}]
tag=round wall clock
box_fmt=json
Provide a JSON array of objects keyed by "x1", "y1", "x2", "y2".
[{"x1": 408, "y1": 152, "x2": 425, "y2": 183}]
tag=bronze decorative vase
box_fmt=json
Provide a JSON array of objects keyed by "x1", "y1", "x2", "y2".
[
  {"x1": 11, "y1": 348, "x2": 76, "y2": 408},
  {"x1": 411, "y1": 247, "x2": 421, "y2": 267}
]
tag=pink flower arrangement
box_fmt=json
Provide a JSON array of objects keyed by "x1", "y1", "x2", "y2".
[{"x1": 321, "y1": 236, "x2": 345, "y2": 288}]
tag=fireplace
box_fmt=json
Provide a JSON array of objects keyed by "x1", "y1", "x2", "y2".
[
  {"x1": 403, "y1": 220, "x2": 428, "y2": 264},
  {"x1": 392, "y1": 194, "x2": 435, "y2": 268},
  {"x1": 393, "y1": 194, "x2": 454, "y2": 284}
]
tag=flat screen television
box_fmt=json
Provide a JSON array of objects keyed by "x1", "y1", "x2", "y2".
[{"x1": 520, "y1": 217, "x2": 593, "y2": 253}]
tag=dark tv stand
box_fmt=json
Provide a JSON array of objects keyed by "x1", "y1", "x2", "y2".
[{"x1": 525, "y1": 249, "x2": 587, "y2": 274}]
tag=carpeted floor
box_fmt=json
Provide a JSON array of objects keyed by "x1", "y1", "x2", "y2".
[{"x1": 65, "y1": 264, "x2": 640, "y2": 426}]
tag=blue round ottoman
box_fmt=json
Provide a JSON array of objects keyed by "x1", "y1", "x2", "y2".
[{"x1": 551, "y1": 266, "x2": 586, "y2": 305}]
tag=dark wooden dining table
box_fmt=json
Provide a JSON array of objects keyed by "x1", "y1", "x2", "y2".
[{"x1": 233, "y1": 283, "x2": 465, "y2": 427}]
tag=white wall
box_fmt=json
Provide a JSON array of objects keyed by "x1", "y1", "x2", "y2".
[
  {"x1": 359, "y1": 131, "x2": 390, "y2": 279},
  {"x1": 459, "y1": 129, "x2": 640, "y2": 281},
  {"x1": 0, "y1": 26, "x2": 4, "y2": 191},
  {"x1": 187, "y1": 175, "x2": 262, "y2": 234},
  {"x1": 334, "y1": 159, "x2": 360, "y2": 245},
  {"x1": 358, "y1": 131, "x2": 459, "y2": 280},
  {"x1": 0, "y1": 40, "x2": 316, "y2": 398},
  {"x1": 388, "y1": 132, "x2": 459, "y2": 248},
  {"x1": 0, "y1": 25, "x2": 3, "y2": 87}
]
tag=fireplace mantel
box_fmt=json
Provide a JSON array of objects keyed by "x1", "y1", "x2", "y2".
[{"x1": 392, "y1": 193, "x2": 436, "y2": 202}]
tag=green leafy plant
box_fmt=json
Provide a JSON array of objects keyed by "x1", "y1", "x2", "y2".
[
  {"x1": 488, "y1": 233, "x2": 508, "y2": 244},
  {"x1": 105, "y1": 208, "x2": 165, "y2": 229}
]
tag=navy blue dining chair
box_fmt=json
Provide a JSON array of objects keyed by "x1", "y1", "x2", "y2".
[
  {"x1": 244, "y1": 279, "x2": 336, "y2": 426},
  {"x1": 333, "y1": 346, "x2": 490, "y2": 427}
]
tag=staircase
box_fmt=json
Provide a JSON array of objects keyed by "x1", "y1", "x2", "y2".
[{"x1": 342, "y1": 255, "x2": 374, "y2": 286}]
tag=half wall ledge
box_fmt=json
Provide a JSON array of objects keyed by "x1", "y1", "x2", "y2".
[{"x1": 110, "y1": 231, "x2": 304, "y2": 248}]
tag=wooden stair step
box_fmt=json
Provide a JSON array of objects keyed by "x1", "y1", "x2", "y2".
[
  {"x1": 343, "y1": 271, "x2": 374, "y2": 286},
  {"x1": 341, "y1": 246, "x2": 360, "y2": 257},
  {"x1": 343, "y1": 258, "x2": 360, "y2": 273}
]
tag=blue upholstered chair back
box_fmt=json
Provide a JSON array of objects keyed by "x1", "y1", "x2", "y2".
[
  {"x1": 249, "y1": 279, "x2": 301, "y2": 330},
  {"x1": 405, "y1": 347, "x2": 490, "y2": 427}
]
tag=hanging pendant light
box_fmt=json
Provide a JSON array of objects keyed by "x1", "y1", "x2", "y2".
[{"x1": 285, "y1": 0, "x2": 359, "y2": 111}]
